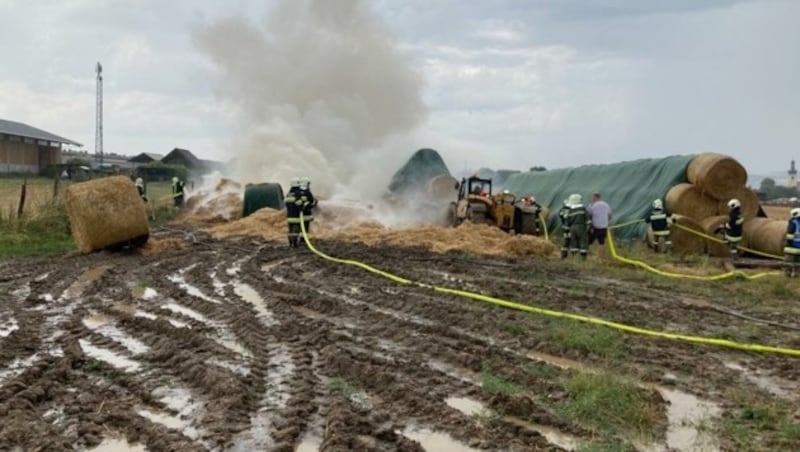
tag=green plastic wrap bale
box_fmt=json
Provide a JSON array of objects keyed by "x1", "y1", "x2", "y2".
[
  {"x1": 64, "y1": 175, "x2": 149, "y2": 253},
  {"x1": 504, "y1": 155, "x2": 696, "y2": 241},
  {"x1": 243, "y1": 183, "x2": 285, "y2": 217},
  {"x1": 388, "y1": 148, "x2": 451, "y2": 195}
]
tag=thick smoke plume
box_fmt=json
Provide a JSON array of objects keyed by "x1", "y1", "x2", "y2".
[{"x1": 194, "y1": 0, "x2": 426, "y2": 196}]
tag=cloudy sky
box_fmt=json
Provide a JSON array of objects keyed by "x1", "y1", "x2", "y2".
[{"x1": 1, "y1": 0, "x2": 798, "y2": 177}]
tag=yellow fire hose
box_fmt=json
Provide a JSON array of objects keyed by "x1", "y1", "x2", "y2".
[{"x1": 298, "y1": 213, "x2": 800, "y2": 358}]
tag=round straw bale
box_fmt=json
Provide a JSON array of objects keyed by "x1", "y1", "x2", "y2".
[
  {"x1": 686, "y1": 153, "x2": 747, "y2": 199},
  {"x1": 745, "y1": 220, "x2": 786, "y2": 257},
  {"x1": 426, "y1": 174, "x2": 459, "y2": 200},
  {"x1": 64, "y1": 176, "x2": 149, "y2": 253},
  {"x1": 670, "y1": 214, "x2": 706, "y2": 255},
  {"x1": 699, "y1": 215, "x2": 729, "y2": 257},
  {"x1": 742, "y1": 217, "x2": 772, "y2": 248},
  {"x1": 716, "y1": 186, "x2": 760, "y2": 219},
  {"x1": 665, "y1": 183, "x2": 718, "y2": 220}
]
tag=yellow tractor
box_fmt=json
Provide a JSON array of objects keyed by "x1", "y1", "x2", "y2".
[{"x1": 447, "y1": 176, "x2": 545, "y2": 235}]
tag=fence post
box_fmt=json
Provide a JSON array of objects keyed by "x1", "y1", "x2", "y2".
[
  {"x1": 17, "y1": 180, "x2": 27, "y2": 218},
  {"x1": 53, "y1": 174, "x2": 60, "y2": 200}
]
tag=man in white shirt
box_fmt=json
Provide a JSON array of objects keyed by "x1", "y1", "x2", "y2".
[{"x1": 589, "y1": 192, "x2": 612, "y2": 259}]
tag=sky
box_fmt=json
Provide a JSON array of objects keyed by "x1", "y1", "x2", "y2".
[{"x1": 0, "y1": 0, "x2": 798, "y2": 180}]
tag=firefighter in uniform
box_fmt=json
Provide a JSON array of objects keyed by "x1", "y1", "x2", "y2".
[
  {"x1": 284, "y1": 177, "x2": 303, "y2": 247},
  {"x1": 717, "y1": 198, "x2": 743, "y2": 259},
  {"x1": 135, "y1": 177, "x2": 148, "y2": 202},
  {"x1": 172, "y1": 176, "x2": 186, "y2": 208},
  {"x1": 566, "y1": 193, "x2": 590, "y2": 259},
  {"x1": 783, "y1": 208, "x2": 800, "y2": 277},
  {"x1": 558, "y1": 199, "x2": 571, "y2": 258},
  {"x1": 297, "y1": 176, "x2": 318, "y2": 239},
  {"x1": 645, "y1": 198, "x2": 673, "y2": 253}
]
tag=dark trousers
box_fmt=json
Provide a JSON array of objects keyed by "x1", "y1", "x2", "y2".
[{"x1": 288, "y1": 223, "x2": 301, "y2": 247}]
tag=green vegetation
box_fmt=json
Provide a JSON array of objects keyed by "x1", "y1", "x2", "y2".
[
  {"x1": 559, "y1": 373, "x2": 662, "y2": 441},
  {"x1": 481, "y1": 367, "x2": 520, "y2": 396},
  {"x1": 719, "y1": 388, "x2": 800, "y2": 450},
  {"x1": 576, "y1": 441, "x2": 631, "y2": 452},
  {"x1": 329, "y1": 377, "x2": 358, "y2": 399},
  {"x1": 542, "y1": 318, "x2": 625, "y2": 361}
]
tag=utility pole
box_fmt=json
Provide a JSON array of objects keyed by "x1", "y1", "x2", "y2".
[{"x1": 95, "y1": 62, "x2": 103, "y2": 166}]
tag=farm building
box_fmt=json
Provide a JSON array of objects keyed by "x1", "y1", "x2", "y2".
[
  {"x1": 128, "y1": 152, "x2": 164, "y2": 165},
  {"x1": 0, "y1": 118, "x2": 82, "y2": 174},
  {"x1": 161, "y1": 147, "x2": 223, "y2": 173}
]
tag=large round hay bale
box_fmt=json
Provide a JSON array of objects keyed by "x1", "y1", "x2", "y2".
[
  {"x1": 665, "y1": 183, "x2": 718, "y2": 220},
  {"x1": 686, "y1": 153, "x2": 747, "y2": 200},
  {"x1": 670, "y1": 214, "x2": 706, "y2": 255},
  {"x1": 745, "y1": 220, "x2": 786, "y2": 257},
  {"x1": 742, "y1": 217, "x2": 772, "y2": 248},
  {"x1": 243, "y1": 183, "x2": 285, "y2": 217},
  {"x1": 717, "y1": 186, "x2": 760, "y2": 219},
  {"x1": 64, "y1": 176, "x2": 149, "y2": 253},
  {"x1": 699, "y1": 216, "x2": 729, "y2": 257},
  {"x1": 426, "y1": 174, "x2": 458, "y2": 199}
]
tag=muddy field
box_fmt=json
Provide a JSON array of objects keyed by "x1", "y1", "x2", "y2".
[{"x1": 1, "y1": 227, "x2": 799, "y2": 451}]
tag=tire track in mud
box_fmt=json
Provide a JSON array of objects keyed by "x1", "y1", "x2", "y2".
[{"x1": 2, "y1": 237, "x2": 798, "y2": 450}]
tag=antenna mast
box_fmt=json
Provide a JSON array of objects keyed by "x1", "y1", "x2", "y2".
[{"x1": 95, "y1": 62, "x2": 103, "y2": 166}]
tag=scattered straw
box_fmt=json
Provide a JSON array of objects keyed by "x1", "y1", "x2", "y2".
[{"x1": 141, "y1": 237, "x2": 188, "y2": 255}]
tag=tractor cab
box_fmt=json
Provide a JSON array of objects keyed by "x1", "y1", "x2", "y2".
[
  {"x1": 460, "y1": 176, "x2": 492, "y2": 198},
  {"x1": 448, "y1": 175, "x2": 544, "y2": 236}
]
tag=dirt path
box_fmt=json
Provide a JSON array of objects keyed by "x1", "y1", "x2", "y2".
[{"x1": 1, "y1": 231, "x2": 798, "y2": 451}]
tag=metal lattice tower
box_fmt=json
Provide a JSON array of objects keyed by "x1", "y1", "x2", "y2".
[{"x1": 95, "y1": 62, "x2": 103, "y2": 165}]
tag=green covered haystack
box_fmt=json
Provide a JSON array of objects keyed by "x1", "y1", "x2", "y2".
[
  {"x1": 388, "y1": 148, "x2": 451, "y2": 195},
  {"x1": 243, "y1": 183, "x2": 285, "y2": 217},
  {"x1": 505, "y1": 155, "x2": 695, "y2": 240}
]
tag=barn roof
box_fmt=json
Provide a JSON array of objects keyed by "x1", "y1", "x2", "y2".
[{"x1": 0, "y1": 118, "x2": 82, "y2": 146}]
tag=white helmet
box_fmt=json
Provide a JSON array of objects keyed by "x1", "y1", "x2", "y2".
[
  {"x1": 299, "y1": 176, "x2": 310, "y2": 190},
  {"x1": 727, "y1": 198, "x2": 741, "y2": 209},
  {"x1": 652, "y1": 199, "x2": 663, "y2": 209},
  {"x1": 289, "y1": 177, "x2": 301, "y2": 188},
  {"x1": 135, "y1": 177, "x2": 144, "y2": 188},
  {"x1": 791, "y1": 208, "x2": 800, "y2": 218},
  {"x1": 568, "y1": 193, "x2": 582, "y2": 206},
  {"x1": 172, "y1": 176, "x2": 179, "y2": 184}
]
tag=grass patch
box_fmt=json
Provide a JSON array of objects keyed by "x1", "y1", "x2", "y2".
[
  {"x1": 542, "y1": 318, "x2": 625, "y2": 360},
  {"x1": 559, "y1": 373, "x2": 662, "y2": 440},
  {"x1": 481, "y1": 367, "x2": 520, "y2": 396},
  {"x1": 717, "y1": 388, "x2": 800, "y2": 451},
  {"x1": 524, "y1": 362, "x2": 560, "y2": 380},
  {"x1": 329, "y1": 378, "x2": 358, "y2": 398},
  {"x1": 501, "y1": 322, "x2": 526, "y2": 336},
  {"x1": 576, "y1": 441, "x2": 631, "y2": 452},
  {"x1": 0, "y1": 198, "x2": 75, "y2": 257}
]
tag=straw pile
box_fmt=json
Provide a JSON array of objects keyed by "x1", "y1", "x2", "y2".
[
  {"x1": 206, "y1": 207, "x2": 557, "y2": 257},
  {"x1": 183, "y1": 178, "x2": 244, "y2": 224},
  {"x1": 64, "y1": 176, "x2": 149, "y2": 253},
  {"x1": 659, "y1": 152, "x2": 775, "y2": 257}
]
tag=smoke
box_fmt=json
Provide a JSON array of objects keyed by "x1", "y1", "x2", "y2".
[{"x1": 194, "y1": 0, "x2": 426, "y2": 197}]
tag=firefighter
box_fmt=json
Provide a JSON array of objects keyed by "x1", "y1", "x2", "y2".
[
  {"x1": 717, "y1": 198, "x2": 744, "y2": 259},
  {"x1": 284, "y1": 177, "x2": 303, "y2": 247},
  {"x1": 558, "y1": 199, "x2": 571, "y2": 258},
  {"x1": 783, "y1": 208, "x2": 800, "y2": 277},
  {"x1": 297, "y1": 176, "x2": 318, "y2": 239},
  {"x1": 566, "y1": 193, "x2": 590, "y2": 259},
  {"x1": 645, "y1": 198, "x2": 673, "y2": 253},
  {"x1": 171, "y1": 176, "x2": 186, "y2": 208},
  {"x1": 135, "y1": 177, "x2": 148, "y2": 202}
]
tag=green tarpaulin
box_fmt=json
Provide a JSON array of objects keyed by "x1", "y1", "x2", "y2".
[
  {"x1": 504, "y1": 155, "x2": 696, "y2": 240},
  {"x1": 389, "y1": 148, "x2": 451, "y2": 195},
  {"x1": 243, "y1": 182, "x2": 285, "y2": 217}
]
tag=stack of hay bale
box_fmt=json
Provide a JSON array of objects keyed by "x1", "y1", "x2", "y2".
[{"x1": 664, "y1": 152, "x2": 784, "y2": 257}]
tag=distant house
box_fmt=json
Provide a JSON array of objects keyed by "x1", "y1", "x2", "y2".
[
  {"x1": 0, "y1": 118, "x2": 82, "y2": 174},
  {"x1": 128, "y1": 152, "x2": 164, "y2": 165},
  {"x1": 161, "y1": 148, "x2": 222, "y2": 173}
]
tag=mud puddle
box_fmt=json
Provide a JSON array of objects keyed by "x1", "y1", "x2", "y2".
[
  {"x1": 86, "y1": 437, "x2": 147, "y2": 452},
  {"x1": 724, "y1": 361, "x2": 798, "y2": 401},
  {"x1": 446, "y1": 396, "x2": 580, "y2": 451},
  {"x1": 401, "y1": 426, "x2": 479, "y2": 452},
  {"x1": 132, "y1": 286, "x2": 158, "y2": 300},
  {"x1": 134, "y1": 310, "x2": 189, "y2": 329},
  {"x1": 168, "y1": 273, "x2": 221, "y2": 304},
  {"x1": 62, "y1": 265, "x2": 111, "y2": 300},
  {"x1": 161, "y1": 302, "x2": 209, "y2": 323},
  {"x1": 11, "y1": 283, "x2": 31, "y2": 300},
  {"x1": 233, "y1": 282, "x2": 277, "y2": 326},
  {"x1": 527, "y1": 350, "x2": 721, "y2": 451},
  {"x1": 427, "y1": 360, "x2": 482, "y2": 386},
  {"x1": 0, "y1": 317, "x2": 19, "y2": 337},
  {"x1": 295, "y1": 433, "x2": 323, "y2": 451},
  {"x1": 79, "y1": 339, "x2": 141, "y2": 372},
  {"x1": 83, "y1": 315, "x2": 150, "y2": 355}
]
